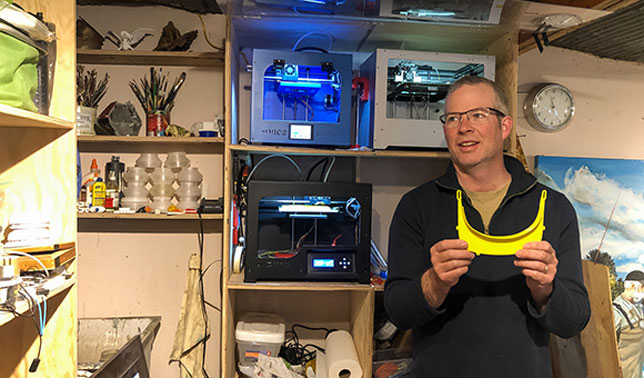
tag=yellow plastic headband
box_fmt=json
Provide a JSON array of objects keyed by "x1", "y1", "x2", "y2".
[{"x1": 456, "y1": 189, "x2": 547, "y2": 256}]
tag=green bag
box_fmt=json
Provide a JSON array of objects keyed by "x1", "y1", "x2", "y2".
[{"x1": 0, "y1": 31, "x2": 38, "y2": 112}]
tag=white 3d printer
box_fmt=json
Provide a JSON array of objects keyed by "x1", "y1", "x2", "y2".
[{"x1": 358, "y1": 49, "x2": 496, "y2": 150}]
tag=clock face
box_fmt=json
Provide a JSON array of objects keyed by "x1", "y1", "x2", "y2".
[{"x1": 524, "y1": 83, "x2": 575, "y2": 132}]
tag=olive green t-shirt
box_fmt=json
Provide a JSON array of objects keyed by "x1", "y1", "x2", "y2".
[{"x1": 464, "y1": 180, "x2": 511, "y2": 234}]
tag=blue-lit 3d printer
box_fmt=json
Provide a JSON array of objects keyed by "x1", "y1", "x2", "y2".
[
  {"x1": 251, "y1": 49, "x2": 353, "y2": 147},
  {"x1": 245, "y1": 181, "x2": 371, "y2": 283}
]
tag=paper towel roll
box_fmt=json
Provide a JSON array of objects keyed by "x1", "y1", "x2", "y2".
[{"x1": 324, "y1": 330, "x2": 363, "y2": 378}]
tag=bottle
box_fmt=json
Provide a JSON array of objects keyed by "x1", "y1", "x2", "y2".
[
  {"x1": 105, "y1": 170, "x2": 119, "y2": 210},
  {"x1": 80, "y1": 158, "x2": 100, "y2": 205},
  {"x1": 105, "y1": 156, "x2": 125, "y2": 191},
  {"x1": 91, "y1": 180, "x2": 106, "y2": 207}
]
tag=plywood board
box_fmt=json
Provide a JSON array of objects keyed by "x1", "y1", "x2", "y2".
[
  {"x1": 550, "y1": 260, "x2": 621, "y2": 378},
  {"x1": 0, "y1": 284, "x2": 76, "y2": 377}
]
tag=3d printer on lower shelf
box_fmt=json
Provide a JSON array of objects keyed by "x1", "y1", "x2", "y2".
[{"x1": 245, "y1": 181, "x2": 372, "y2": 284}]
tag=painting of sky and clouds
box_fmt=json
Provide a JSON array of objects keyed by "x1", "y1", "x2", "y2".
[{"x1": 534, "y1": 156, "x2": 644, "y2": 280}]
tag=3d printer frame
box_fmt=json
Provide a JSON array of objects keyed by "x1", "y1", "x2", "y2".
[
  {"x1": 251, "y1": 49, "x2": 353, "y2": 147},
  {"x1": 245, "y1": 181, "x2": 372, "y2": 283}
]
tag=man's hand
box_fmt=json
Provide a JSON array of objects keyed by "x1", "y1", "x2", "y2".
[
  {"x1": 514, "y1": 241, "x2": 558, "y2": 311},
  {"x1": 421, "y1": 239, "x2": 474, "y2": 309}
]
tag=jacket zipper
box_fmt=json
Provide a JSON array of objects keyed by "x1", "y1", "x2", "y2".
[
  {"x1": 487, "y1": 181, "x2": 538, "y2": 234},
  {"x1": 437, "y1": 180, "x2": 538, "y2": 235}
]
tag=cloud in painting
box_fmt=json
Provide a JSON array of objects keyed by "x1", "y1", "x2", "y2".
[{"x1": 563, "y1": 166, "x2": 644, "y2": 243}]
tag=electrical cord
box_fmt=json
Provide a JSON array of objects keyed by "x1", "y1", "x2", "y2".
[
  {"x1": 197, "y1": 14, "x2": 224, "y2": 52},
  {"x1": 197, "y1": 211, "x2": 211, "y2": 378},
  {"x1": 280, "y1": 324, "x2": 335, "y2": 366},
  {"x1": 323, "y1": 156, "x2": 336, "y2": 182},
  {"x1": 292, "y1": 31, "x2": 334, "y2": 52},
  {"x1": 18, "y1": 285, "x2": 44, "y2": 372},
  {"x1": 303, "y1": 157, "x2": 330, "y2": 181},
  {"x1": 246, "y1": 154, "x2": 302, "y2": 184},
  {"x1": 4, "y1": 251, "x2": 49, "y2": 277}
]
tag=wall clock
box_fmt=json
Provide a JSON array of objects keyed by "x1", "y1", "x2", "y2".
[{"x1": 523, "y1": 83, "x2": 575, "y2": 132}]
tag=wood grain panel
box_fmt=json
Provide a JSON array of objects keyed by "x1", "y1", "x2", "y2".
[
  {"x1": 550, "y1": 261, "x2": 621, "y2": 378},
  {"x1": 0, "y1": 0, "x2": 77, "y2": 377},
  {"x1": 350, "y1": 290, "x2": 375, "y2": 378},
  {"x1": 478, "y1": 31, "x2": 519, "y2": 156},
  {"x1": 0, "y1": 285, "x2": 76, "y2": 377},
  {"x1": 77, "y1": 49, "x2": 224, "y2": 67},
  {"x1": 222, "y1": 15, "x2": 236, "y2": 378}
]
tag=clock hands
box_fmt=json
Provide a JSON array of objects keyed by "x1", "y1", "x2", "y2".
[{"x1": 550, "y1": 96, "x2": 562, "y2": 121}]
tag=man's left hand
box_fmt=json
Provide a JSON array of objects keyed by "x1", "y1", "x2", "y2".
[{"x1": 514, "y1": 241, "x2": 558, "y2": 311}]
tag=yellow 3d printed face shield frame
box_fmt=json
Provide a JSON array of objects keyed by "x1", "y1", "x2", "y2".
[{"x1": 456, "y1": 189, "x2": 547, "y2": 256}]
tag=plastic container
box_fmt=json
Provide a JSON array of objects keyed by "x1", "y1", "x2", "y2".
[
  {"x1": 235, "y1": 312, "x2": 285, "y2": 368},
  {"x1": 164, "y1": 151, "x2": 190, "y2": 172},
  {"x1": 123, "y1": 167, "x2": 149, "y2": 184},
  {"x1": 149, "y1": 184, "x2": 175, "y2": 198},
  {"x1": 135, "y1": 153, "x2": 162, "y2": 172},
  {"x1": 122, "y1": 184, "x2": 149, "y2": 199},
  {"x1": 78, "y1": 317, "x2": 161, "y2": 372},
  {"x1": 175, "y1": 183, "x2": 202, "y2": 200},
  {"x1": 177, "y1": 199, "x2": 200, "y2": 212},
  {"x1": 177, "y1": 167, "x2": 203, "y2": 184},
  {"x1": 120, "y1": 197, "x2": 149, "y2": 211},
  {"x1": 150, "y1": 196, "x2": 172, "y2": 212},
  {"x1": 150, "y1": 168, "x2": 176, "y2": 184},
  {"x1": 372, "y1": 348, "x2": 413, "y2": 378}
]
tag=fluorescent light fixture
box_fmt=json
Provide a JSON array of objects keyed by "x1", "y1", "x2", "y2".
[
  {"x1": 279, "y1": 204, "x2": 338, "y2": 213},
  {"x1": 399, "y1": 9, "x2": 456, "y2": 18}
]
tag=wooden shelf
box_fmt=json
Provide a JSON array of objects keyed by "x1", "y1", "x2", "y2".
[
  {"x1": 0, "y1": 103, "x2": 73, "y2": 130},
  {"x1": 0, "y1": 104, "x2": 74, "y2": 174},
  {"x1": 0, "y1": 277, "x2": 76, "y2": 327},
  {"x1": 227, "y1": 272, "x2": 375, "y2": 291},
  {"x1": 230, "y1": 144, "x2": 451, "y2": 159},
  {"x1": 77, "y1": 49, "x2": 225, "y2": 67},
  {"x1": 77, "y1": 135, "x2": 224, "y2": 154},
  {"x1": 78, "y1": 212, "x2": 222, "y2": 220}
]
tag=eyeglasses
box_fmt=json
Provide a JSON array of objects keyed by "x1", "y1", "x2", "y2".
[{"x1": 439, "y1": 107, "x2": 506, "y2": 128}]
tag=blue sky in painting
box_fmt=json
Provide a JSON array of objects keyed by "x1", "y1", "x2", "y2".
[{"x1": 535, "y1": 156, "x2": 644, "y2": 280}]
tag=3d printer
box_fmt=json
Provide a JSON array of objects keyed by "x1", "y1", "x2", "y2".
[
  {"x1": 245, "y1": 0, "x2": 379, "y2": 16},
  {"x1": 379, "y1": 0, "x2": 505, "y2": 25},
  {"x1": 244, "y1": 181, "x2": 371, "y2": 283},
  {"x1": 358, "y1": 49, "x2": 495, "y2": 149},
  {"x1": 251, "y1": 49, "x2": 353, "y2": 147}
]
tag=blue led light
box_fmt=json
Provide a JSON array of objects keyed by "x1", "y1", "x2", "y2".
[
  {"x1": 279, "y1": 81, "x2": 322, "y2": 89},
  {"x1": 313, "y1": 259, "x2": 334, "y2": 268}
]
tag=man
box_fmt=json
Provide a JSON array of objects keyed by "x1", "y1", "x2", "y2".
[
  {"x1": 384, "y1": 76, "x2": 590, "y2": 378},
  {"x1": 613, "y1": 270, "x2": 644, "y2": 378}
]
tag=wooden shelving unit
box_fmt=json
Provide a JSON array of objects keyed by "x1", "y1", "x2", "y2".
[
  {"x1": 0, "y1": 278, "x2": 76, "y2": 327},
  {"x1": 227, "y1": 272, "x2": 375, "y2": 291},
  {"x1": 78, "y1": 135, "x2": 224, "y2": 153},
  {"x1": 77, "y1": 49, "x2": 225, "y2": 67},
  {"x1": 0, "y1": 0, "x2": 77, "y2": 375},
  {"x1": 0, "y1": 104, "x2": 74, "y2": 130},
  {"x1": 230, "y1": 144, "x2": 451, "y2": 159},
  {"x1": 78, "y1": 212, "x2": 222, "y2": 220},
  {"x1": 221, "y1": 4, "x2": 520, "y2": 377},
  {"x1": 0, "y1": 104, "x2": 74, "y2": 173}
]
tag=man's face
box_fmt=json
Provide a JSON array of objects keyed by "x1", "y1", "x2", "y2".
[
  {"x1": 443, "y1": 84, "x2": 512, "y2": 171},
  {"x1": 624, "y1": 281, "x2": 644, "y2": 303}
]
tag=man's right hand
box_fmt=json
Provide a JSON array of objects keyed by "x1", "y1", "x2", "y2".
[{"x1": 421, "y1": 239, "x2": 474, "y2": 309}]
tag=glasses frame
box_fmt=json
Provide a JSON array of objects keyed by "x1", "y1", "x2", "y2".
[{"x1": 439, "y1": 107, "x2": 506, "y2": 127}]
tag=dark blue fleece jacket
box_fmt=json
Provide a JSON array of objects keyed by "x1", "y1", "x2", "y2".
[{"x1": 384, "y1": 155, "x2": 590, "y2": 378}]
